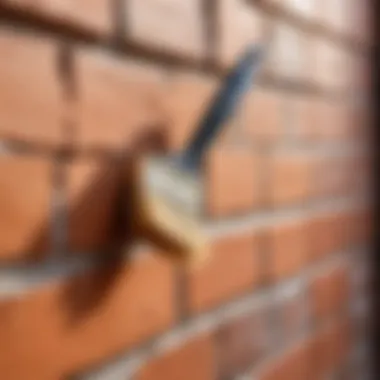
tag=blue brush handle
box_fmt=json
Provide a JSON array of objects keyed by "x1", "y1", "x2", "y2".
[{"x1": 177, "y1": 45, "x2": 265, "y2": 172}]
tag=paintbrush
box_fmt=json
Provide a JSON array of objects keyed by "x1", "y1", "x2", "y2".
[{"x1": 136, "y1": 45, "x2": 265, "y2": 264}]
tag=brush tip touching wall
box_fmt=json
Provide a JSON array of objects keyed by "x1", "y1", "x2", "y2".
[{"x1": 134, "y1": 156, "x2": 208, "y2": 266}]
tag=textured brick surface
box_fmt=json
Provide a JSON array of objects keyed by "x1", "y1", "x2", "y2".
[
  {"x1": 284, "y1": 0, "x2": 316, "y2": 19},
  {"x1": 3, "y1": 0, "x2": 111, "y2": 33},
  {"x1": 314, "y1": 39, "x2": 349, "y2": 93},
  {"x1": 347, "y1": 208, "x2": 373, "y2": 246},
  {"x1": 271, "y1": 287, "x2": 309, "y2": 344},
  {"x1": 66, "y1": 159, "x2": 121, "y2": 252},
  {"x1": 187, "y1": 231, "x2": 261, "y2": 313},
  {"x1": 245, "y1": 88, "x2": 284, "y2": 144},
  {"x1": 0, "y1": 252, "x2": 175, "y2": 378},
  {"x1": 266, "y1": 153, "x2": 311, "y2": 207},
  {"x1": 257, "y1": 338, "x2": 316, "y2": 380},
  {"x1": 287, "y1": 94, "x2": 316, "y2": 142},
  {"x1": 217, "y1": 0, "x2": 265, "y2": 68},
  {"x1": 0, "y1": 1, "x2": 372, "y2": 379},
  {"x1": 315, "y1": 319, "x2": 351, "y2": 374},
  {"x1": 206, "y1": 147, "x2": 263, "y2": 217},
  {"x1": 312, "y1": 100, "x2": 351, "y2": 142},
  {"x1": 136, "y1": 334, "x2": 216, "y2": 380},
  {"x1": 163, "y1": 73, "x2": 218, "y2": 151},
  {"x1": 314, "y1": 155, "x2": 352, "y2": 199},
  {"x1": 352, "y1": 0, "x2": 371, "y2": 44},
  {"x1": 266, "y1": 21, "x2": 310, "y2": 82},
  {"x1": 321, "y1": 0, "x2": 348, "y2": 33},
  {"x1": 217, "y1": 310, "x2": 268, "y2": 378},
  {"x1": 0, "y1": 31, "x2": 62, "y2": 147},
  {"x1": 0, "y1": 156, "x2": 52, "y2": 261},
  {"x1": 264, "y1": 219, "x2": 310, "y2": 282},
  {"x1": 126, "y1": 0, "x2": 205, "y2": 59},
  {"x1": 311, "y1": 266, "x2": 349, "y2": 322},
  {"x1": 309, "y1": 212, "x2": 348, "y2": 262},
  {"x1": 74, "y1": 51, "x2": 166, "y2": 151}
]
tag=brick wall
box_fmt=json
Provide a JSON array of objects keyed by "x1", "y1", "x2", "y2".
[{"x1": 0, "y1": 1, "x2": 374, "y2": 379}]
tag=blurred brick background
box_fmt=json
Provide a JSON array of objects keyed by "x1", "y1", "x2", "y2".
[{"x1": 0, "y1": 0, "x2": 374, "y2": 379}]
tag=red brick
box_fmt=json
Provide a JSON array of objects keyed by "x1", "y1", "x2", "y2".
[
  {"x1": 187, "y1": 231, "x2": 261, "y2": 314},
  {"x1": 359, "y1": 209, "x2": 374, "y2": 243},
  {"x1": 349, "y1": 104, "x2": 373, "y2": 144},
  {"x1": 3, "y1": 0, "x2": 111, "y2": 33},
  {"x1": 315, "y1": 320, "x2": 351, "y2": 374},
  {"x1": 312, "y1": 39, "x2": 326, "y2": 89},
  {"x1": 288, "y1": 94, "x2": 317, "y2": 142},
  {"x1": 346, "y1": 53, "x2": 357, "y2": 93},
  {"x1": 297, "y1": 95, "x2": 340, "y2": 141},
  {"x1": 206, "y1": 146, "x2": 263, "y2": 217},
  {"x1": 313, "y1": 155, "x2": 352, "y2": 199},
  {"x1": 312, "y1": 156, "x2": 329, "y2": 200},
  {"x1": 245, "y1": 88, "x2": 284, "y2": 144},
  {"x1": 314, "y1": 100, "x2": 351, "y2": 142},
  {"x1": 353, "y1": 309, "x2": 372, "y2": 340},
  {"x1": 136, "y1": 334, "x2": 215, "y2": 380},
  {"x1": 306, "y1": 97, "x2": 324, "y2": 140},
  {"x1": 304, "y1": 331, "x2": 330, "y2": 380},
  {"x1": 265, "y1": 219, "x2": 309, "y2": 282},
  {"x1": 284, "y1": 0, "x2": 316, "y2": 20},
  {"x1": 307, "y1": 154, "x2": 320, "y2": 201},
  {"x1": 266, "y1": 21, "x2": 310, "y2": 82},
  {"x1": 313, "y1": 39, "x2": 348, "y2": 93},
  {"x1": 258, "y1": 338, "x2": 315, "y2": 380},
  {"x1": 301, "y1": 31, "x2": 319, "y2": 85},
  {"x1": 217, "y1": 0, "x2": 265, "y2": 68},
  {"x1": 321, "y1": 0, "x2": 349, "y2": 34},
  {"x1": 345, "y1": 211, "x2": 359, "y2": 247},
  {"x1": 350, "y1": 55, "x2": 371, "y2": 95},
  {"x1": 309, "y1": 212, "x2": 348, "y2": 261},
  {"x1": 0, "y1": 156, "x2": 52, "y2": 261},
  {"x1": 339, "y1": 49, "x2": 354, "y2": 93},
  {"x1": 66, "y1": 159, "x2": 121, "y2": 252},
  {"x1": 263, "y1": 0, "x2": 281, "y2": 6},
  {"x1": 348, "y1": 0, "x2": 372, "y2": 44},
  {"x1": 218, "y1": 310, "x2": 267, "y2": 378},
  {"x1": 275, "y1": 289, "x2": 308, "y2": 343},
  {"x1": 75, "y1": 51, "x2": 166, "y2": 151},
  {"x1": 266, "y1": 153, "x2": 311, "y2": 207},
  {"x1": 126, "y1": 0, "x2": 205, "y2": 59},
  {"x1": 311, "y1": 100, "x2": 351, "y2": 142},
  {"x1": 311, "y1": 266, "x2": 350, "y2": 321},
  {"x1": 0, "y1": 251, "x2": 175, "y2": 378},
  {"x1": 333, "y1": 156, "x2": 355, "y2": 198},
  {"x1": 336, "y1": 157, "x2": 356, "y2": 198},
  {"x1": 0, "y1": 31, "x2": 62, "y2": 147},
  {"x1": 345, "y1": 154, "x2": 373, "y2": 199},
  {"x1": 347, "y1": 208, "x2": 373, "y2": 246},
  {"x1": 334, "y1": 211, "x2": 352, "y2": 251},
  {"x1": 163, "y1": 73, "x2": 218, "y2": 151},
  {"x1": 310, "y1": 331, "x2": 327, "y2": 379}
]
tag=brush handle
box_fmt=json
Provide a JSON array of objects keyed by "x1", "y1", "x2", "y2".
[{"x1": 178, "y1": 45, "x2": 265, "y2": 172}]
